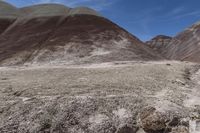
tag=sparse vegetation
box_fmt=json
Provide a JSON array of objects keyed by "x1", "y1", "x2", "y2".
[{"x1": 0, "y1": 61, "x2": 199, "y2": 132}]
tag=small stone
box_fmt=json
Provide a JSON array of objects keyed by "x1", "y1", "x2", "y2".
[
  {"x1": 138, "y1": 107, "x2": 170, "y2": 133},
  {"x1": 168, "y1": 117, "x2": 180, "y2": 127},
  {"x1": 2, "y1": 86, "x2": 13, "y2": 93},
  {"x1": 1, "y1": 77, "x2": 8, "y2": 80},
  {"x1": 116, "y1": 125, "x2": 138, "y2": 133},
  {"x1": 171, "y1": 126, "x2": 189, "y2": 133}
]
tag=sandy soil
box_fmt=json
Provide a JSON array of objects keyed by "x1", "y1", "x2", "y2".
[{"x1": 0, "y1": 61, "x2": 199, "y2": 133}]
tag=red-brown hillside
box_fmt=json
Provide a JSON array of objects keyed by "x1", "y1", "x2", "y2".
[
  {"x1": 162, "y1": 22, "x2": 200, "y2": 62},
  {"x1": 0, "y1": 2, "x2": 162, "y2": 66}
]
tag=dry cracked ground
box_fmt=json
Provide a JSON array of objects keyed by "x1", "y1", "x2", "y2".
[{"x1": 0, "y1": 61, "x2": 200, "y2": 133}]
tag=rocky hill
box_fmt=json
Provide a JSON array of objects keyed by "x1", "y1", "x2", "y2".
[
  {"x1": 146, "y1": 35, "x2": 172, "y2": 51},
  {"x1": 0, "y1": 1, "x2": 162, "y2": 66},
  {"x1": 147, "y1": 22, "x2": 200, "y2": 63},
  {"x1": 162, "y1": 22, "x2": 200, "y2": 62},
  {"x1": 0, "y1": 1, "x2": 200, "y2": 133}
]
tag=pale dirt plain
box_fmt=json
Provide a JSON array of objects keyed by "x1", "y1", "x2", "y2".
[{"x1": 0, "y1": 61, "x2": 200, "y2": 133}]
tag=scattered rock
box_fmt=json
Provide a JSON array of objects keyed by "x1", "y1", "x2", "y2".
[
  {"x1": 138, "y1": 107, "x2": 170, "y2": 133},
  {"x1": 13, "y1": 91, "x2": 23, "y2": 96},
  {"x1": 116, "y1": 125, "x2": 138, "y2": 133},
  {"x1": 170, "y1": 126, "x2": 189, "y2": 133},
  {"x1": 168, "y1": 117, "x2": 180, "y2": 127},
  {"x1": 179, "y1": 118, "x2": 189, "y2": 127},
  {"x1": 2, "y1": 86, "x2": 13, "y2": 93},
  {"x1": 1, "y1": 77, "x2": 8, "y2": 80},
  {"x1": 138, "y1": 107, "x2": 191, "y2": 133},
  {"x1": 172, "y1": 79, "x2": 186, "y2": 86}
]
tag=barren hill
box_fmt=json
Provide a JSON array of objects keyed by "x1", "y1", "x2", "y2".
[
  {"x1": 0, "y1": 1, "x2": 20, "y2": 34},
  {"x1": 0, "y1": 1, "x2": 200, "y2": 133},
  {"x1": 162, "y1": 22, "x2": 200, "y2": 62},
  {"x1": 146, "y1": 35, "x2": 172, "y2": 51},
  {"x1": 0, "y1": 1, "x2": 161, "y2": 66},
  {"x1": 147, "y1": 22, "x2": 200, "y2": 63}
]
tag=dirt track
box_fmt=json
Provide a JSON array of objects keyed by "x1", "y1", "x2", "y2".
[{"x1": 0, "y1": 61, "x2": 199, "y2": 133}]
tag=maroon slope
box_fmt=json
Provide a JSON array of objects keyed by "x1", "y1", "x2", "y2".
[{"x1": 0, "y1": 3, "x2": 162, "y2": 66}]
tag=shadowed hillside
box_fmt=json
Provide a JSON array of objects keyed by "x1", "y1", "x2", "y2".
[
  {"x1": 0, "y1": 2, "x2": 162, "y2": 66},
  {"x1": 146, "y1": 22, "x2": 200, "y2": 63},
  {"x1": 162, "y1": 22, "x2": 200, "y2": 62},
  {"x1": 146, "y1": 35, "x2": 172, "y2": 51}
]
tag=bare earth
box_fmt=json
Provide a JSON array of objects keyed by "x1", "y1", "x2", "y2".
[{"x1": 0, "y1": 61, "x2": 200, "y2": 133}]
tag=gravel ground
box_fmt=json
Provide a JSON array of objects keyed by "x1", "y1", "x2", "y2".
[{"x1": 0, "y1": 61, "x2": 199, "y2": 133}]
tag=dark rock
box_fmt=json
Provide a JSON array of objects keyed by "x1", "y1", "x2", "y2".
[
  {"x1": 116, "y1": 125, "x2": 138, "y2": 133},
  {"x1": 170, "y1": 126, "x2": 189, "y2": 133},
  {"x1": 139, "y1": 107, "x2": 170, "y2": 133},
  {"x1": 168, "y1": 117, "x2": 180, "y2": 127}
]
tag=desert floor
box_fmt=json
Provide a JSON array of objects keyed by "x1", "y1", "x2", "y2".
[{"x1": 0, "y1": 61, "x2": 200, "y2": 133}]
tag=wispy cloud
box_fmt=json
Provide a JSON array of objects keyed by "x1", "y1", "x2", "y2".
[
  {"x1": 169, "y1": 6, "x2": 185, "y2": 15},
  {"x1": 123, "y1": 7, "x2": 163, "y2": 41},
  {"x1": 158, "y1": 6, "x2": 200, "y2": 22},
  {"x1": 170, "y1": 10, "x2": 200, "y2": 20},
  {"x1": 29, "y1": 0, "x2": 116, "y2": 11}
]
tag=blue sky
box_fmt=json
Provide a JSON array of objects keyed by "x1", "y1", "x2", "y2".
[{"x1": 5, "y1": 0, "x2": 200, "y2": 41}]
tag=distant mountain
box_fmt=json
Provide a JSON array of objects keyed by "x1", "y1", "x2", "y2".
[
  {"x1": 146, "y1": 22, "x2": 200, "y2": 63},
  {"x1": 146, "y1": 35, "x2": 172, "y2": 51},
  {"x1": 161, "y1": 22, "x2": 200, "y2": 62},
  {"x1": 0, "y1": 1, "x2": 162, "y2": 66}
]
